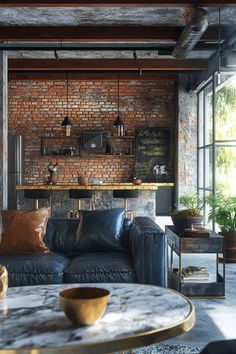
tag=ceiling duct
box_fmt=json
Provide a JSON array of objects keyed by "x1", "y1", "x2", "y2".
[{"x1": 172, "y1": 8, "x2": 209, "y2": 59}]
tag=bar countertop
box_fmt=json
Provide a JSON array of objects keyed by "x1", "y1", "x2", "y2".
[{"x1": 16, "y1": 183, "x2": 174, "y2": 191}]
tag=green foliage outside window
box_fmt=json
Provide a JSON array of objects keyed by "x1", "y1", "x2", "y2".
[{"x1": 215, "y1": 81, "x2": 236, "y2": 195}]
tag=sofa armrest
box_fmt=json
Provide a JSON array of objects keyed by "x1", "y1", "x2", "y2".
[{"x1": 126, "y1": 216, "x2": 167, "y2": 287}]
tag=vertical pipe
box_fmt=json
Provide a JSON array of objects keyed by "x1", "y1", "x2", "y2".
[{"x1": 0, "y1": 51, "x2": 8, "y2": 209}]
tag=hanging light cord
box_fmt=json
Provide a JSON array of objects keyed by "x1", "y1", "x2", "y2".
[
  {"x1": 66, "y1": 72, "x2": 69, "y2": 116},
  {"x1": 117, "y1": 72, "x2": 120, "y2": 116},
  {"x1": 218, "y1": 8, "x2": 221, "y2": 80}
]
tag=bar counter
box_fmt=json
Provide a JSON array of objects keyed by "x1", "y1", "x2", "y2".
[
  {"x1": 16, "y1": 183, "x2": 174, "y2": 219},
  {"x1": 16, "y1": 182, "x2": 173, "y2": 191}
]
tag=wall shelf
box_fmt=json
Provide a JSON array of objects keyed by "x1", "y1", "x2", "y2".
[
  {"x1": 106, "y1": 136, "x2": 135, "y2": 140},
  {"x1": 40, "y1": 133, "x2": 135, "y2": 157},
  {"x1": 40, "y1": 135, "x2": 78, "y2": 156},
  {"x1": 79, "y1": 154, "x2": 135, "y2": 158}
]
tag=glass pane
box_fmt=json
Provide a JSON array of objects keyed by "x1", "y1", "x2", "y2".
[
  {"x1": 204, "y1": 190, "x2": 212, "y2": 228},
  {"x1": 215, "y1": 146, "x2": 236, "y2": 196},
  {"x1": 198, "y1": 148, "x2": 204, "y2": 188},
  {"x1": 215, "y1": 74, "x2": 236, "y2": 141},
  {"x1": 205, "y1": 146, "x2": 213, "y2": 189},
  {"x1": 198, "y1": 91, "x2": 204, "y2": 147},
  {"x1": 204, "y1": 83, "x2": 213, "y2": 145}
]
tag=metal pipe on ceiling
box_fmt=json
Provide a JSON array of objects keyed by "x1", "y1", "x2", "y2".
[{"x1": 172, "y1": 7, "x2": 209, "y2": 59}]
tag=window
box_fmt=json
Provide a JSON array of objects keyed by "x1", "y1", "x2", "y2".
[
  {"x1": 198, "y1": 72, "x2": 236, "y2": 222},
  {"x1": 197, "y1": 80, "x2": 213, "y2": 223}
]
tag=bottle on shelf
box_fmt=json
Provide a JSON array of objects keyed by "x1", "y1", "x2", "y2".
[{"x1": 105, "y1": 142, "x2": 111, "y2": 154}]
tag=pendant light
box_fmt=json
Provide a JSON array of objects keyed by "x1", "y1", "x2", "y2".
[
  {"x1": 61, "y1": 72, "x2": 72, "y2": 136},
  {"x1": 113, "y1": 72, "x2": 124, "y2": 136}
]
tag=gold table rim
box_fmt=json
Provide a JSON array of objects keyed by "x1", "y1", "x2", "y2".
[{"x1": 0, "y1": 285, "x2": 195, "y2": 354}]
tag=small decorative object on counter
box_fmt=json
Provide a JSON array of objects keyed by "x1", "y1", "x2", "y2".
[
  {"x1": 78, "y1": 176, "x2": 89, "y2": 185},
  {"x1": 133, "y1": 177, "x2": 142, "y2": 185},
  {"x1": 0, "y1": 265, "x2": 8, "y2": 299},
  {"x1": 47, "y1": 162, "x2": 58, "y2": 185}
]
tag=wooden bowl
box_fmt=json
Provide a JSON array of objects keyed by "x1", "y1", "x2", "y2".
[
  {"x1": 60, "y1": 287, "x2": 110, "y2": 326},
  {"x1": 78, "y1": 176, "x2": 89, "y2": 185}
]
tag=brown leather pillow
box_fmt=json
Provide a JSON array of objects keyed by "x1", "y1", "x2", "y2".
[{"x1": 0, "y1": 207, "x2": 51, "y2": 254}]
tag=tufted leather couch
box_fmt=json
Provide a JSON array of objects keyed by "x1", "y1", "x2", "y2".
[{"x1": 0, "y1": 216, "x2": 167, "y2": 287}]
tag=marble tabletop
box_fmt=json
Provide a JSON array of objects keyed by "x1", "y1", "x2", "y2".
[{"x1": 0, "y1": 283, "x2": 195, "y2": 354}]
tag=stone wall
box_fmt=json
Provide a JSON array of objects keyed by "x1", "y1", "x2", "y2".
[
  {"x1": 17, "y1": 190, "x2": 157, "y2": 219},
  {"x1": 177, "y1": 74, "x2": 198, "y2": 199}
]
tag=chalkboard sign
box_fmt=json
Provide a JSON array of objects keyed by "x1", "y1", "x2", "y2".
[{"x1": 135, "y1": 127, "x2": 173, "y2": 182}]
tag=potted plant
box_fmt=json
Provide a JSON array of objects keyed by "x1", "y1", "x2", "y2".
[
  {"x1": 207, "y1": 194, "x2": 236, "y2": 262},
  {"x1": 171, "y1": 193, "x2": 204, "y2": 235}
]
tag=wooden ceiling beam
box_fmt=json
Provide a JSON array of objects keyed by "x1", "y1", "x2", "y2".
[
  {"x1": 0, "y1": 26, "x2": 181, "y2": 42},
  {"x1": 0, "y1": 26, "x2": 228, "y2": 42},
  {"x1": 9, "y1": 71, "x2": 178, "y2": 81},
  {"x1": 0, "y1": 1, "x2": 236, "y2": 7},
  {"x1": 8, "y1": 58, "x2": 208, "y2": 71}
]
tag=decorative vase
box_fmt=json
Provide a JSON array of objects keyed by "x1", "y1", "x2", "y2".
[
  {"x1": 78, "y1": 176, "x2": 89, "y2": 185},
  {"x1": 0, "y1": 265, "x2": 8, "y2": 299},
  {"x1": 47, "y1": 176, "x2": 57, "y2": 185},
  {"x1": 133, "y1": 178, "x2": 142, "y2": 185}
]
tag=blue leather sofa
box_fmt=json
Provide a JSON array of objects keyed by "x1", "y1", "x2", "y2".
[{"x1": 0, "y1": 215, "x2": 167, "y2": 287}]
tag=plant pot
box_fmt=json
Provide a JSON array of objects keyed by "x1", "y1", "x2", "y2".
[
  {"x1": 220, "y1": 231, "x2": 236, "y2": 263},
  {"x1": 171, "y1": 215, "x2": 203, "y2": 235}
]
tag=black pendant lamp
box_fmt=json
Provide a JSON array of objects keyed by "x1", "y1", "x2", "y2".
[
  {"x1": 61, "y1": 72, "x2": 72, "y2": 136},
  {"x1": 113, "y1": 72, "x2": 124, "y2": 136}
]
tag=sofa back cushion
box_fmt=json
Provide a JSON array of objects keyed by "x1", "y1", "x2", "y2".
[
  {"x1": 76, "y1": 208, "x2": 125, "y2": 252},
  {"x1": 45, "y1": 208, "x2": 128, "y2": 255},
  {"x1": 0, "y1": 207, "x2": 50, "y2": 254},
  {"x1": 45, "y1": 218, "x2": 80, "y2": 254}
]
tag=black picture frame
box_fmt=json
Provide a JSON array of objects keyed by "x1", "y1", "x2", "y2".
[{"x1": 81, "y1": 132, "x2": 103, "y2": 150}]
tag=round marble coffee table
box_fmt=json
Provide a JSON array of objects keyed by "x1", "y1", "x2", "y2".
[{"x1": 0, "y1": 283, "x2": 195, "y2": 354}]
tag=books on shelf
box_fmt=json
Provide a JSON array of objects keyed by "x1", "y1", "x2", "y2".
[
  {"x1": 182, "y1": 265, "x2": 210, "y2": 282},
  {"x1": 183, "y1": 228, "x2": 210, "y2": 238}
]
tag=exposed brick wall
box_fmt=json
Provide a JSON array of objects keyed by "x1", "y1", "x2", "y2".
[{"x1": 9, "y1": 79, "x2": 175, "y2": 184}]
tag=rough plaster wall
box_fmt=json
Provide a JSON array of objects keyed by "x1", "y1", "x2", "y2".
[{"x1": 177, "y1": 74, "x2": 198, "y2": 198}]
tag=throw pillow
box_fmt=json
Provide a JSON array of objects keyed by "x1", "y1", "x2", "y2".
[
  {"x1": 76, "y1": 208, "x2": 125, "y2": 252},
  {"x1": 0, "y1": 207, "x2": 51, "y2": 254}
]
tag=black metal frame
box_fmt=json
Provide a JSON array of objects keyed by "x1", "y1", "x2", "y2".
[{"x1": 197, "y1": 71, "x2": 236, "y2": 227}]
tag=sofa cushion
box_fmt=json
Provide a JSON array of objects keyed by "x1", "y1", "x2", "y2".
[
  {"x1": 45, "y1": 216, "x2": 130, "y2": 256},
  {"x1": 0, "y1": 253, "x2": 70, "y2": 287},
  {"x1": 76, "y1": 208, "x2": 125, "y2": 252},
  {"x1": 64, "y1": 251, "x2": 136, "y2": 283},
  {"x1": 45, "y1": 218, "x2": 80, "y2": 254},
  {"x1": 0, "y1": 207, "x2": 50, "y2": 254}
]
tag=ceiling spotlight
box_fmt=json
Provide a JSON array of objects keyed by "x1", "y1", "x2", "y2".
[
  {"x1": 133, "y1": 50, "x2": 137, "y2": 60},
  {"x1": 54, "y1": 50, "x2": 60, "y2": 61}
]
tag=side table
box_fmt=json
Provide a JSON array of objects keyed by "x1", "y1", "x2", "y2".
[{"x1": 165, "y1": 226, "x2": 225, "y2": 298}]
